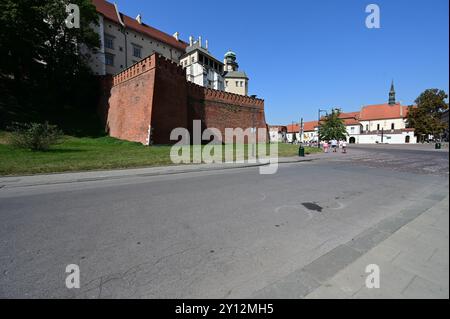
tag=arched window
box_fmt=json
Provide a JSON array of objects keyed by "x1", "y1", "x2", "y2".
[{"x1": 405, "y1": 135, "x2": 410, "y2": 143}]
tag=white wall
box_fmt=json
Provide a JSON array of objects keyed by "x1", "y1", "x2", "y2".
[{"x1": 357, "y1": 131, "x2": 416, "y2": 144}]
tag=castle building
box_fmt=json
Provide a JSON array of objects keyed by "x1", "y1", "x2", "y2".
[
  {"x1": 179, "y1": 37, "x2": 225, "y2": 91},
  {"x1": 90, "y1": 0, "x2": 187, "y2": 75},
  {"x1": 223, "y1": 51, "x2": 249, "y2": 96}
]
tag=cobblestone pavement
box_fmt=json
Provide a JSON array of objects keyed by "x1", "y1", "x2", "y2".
[{"x1": 325, "y1": 146, "x2": 449, "y2": 176}]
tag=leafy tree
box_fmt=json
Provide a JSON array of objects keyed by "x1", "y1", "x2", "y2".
[
  {"x1": 0, "y1": 0, "x2": 101, "y2": 131},
  {"x1": 319, "y1": 108, "x2": 348, "y2": 141},
  {"x1": 407, "y1": 89, "x2": 448, "y2": 142}
]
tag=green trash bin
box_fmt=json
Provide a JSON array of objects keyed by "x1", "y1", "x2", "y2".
[
  {"x1": 299, "y1": 146, "x2": 305, "y2": 157},
  {"x1": 435, "y1": 143, "x2": 441, "y2": 150}
]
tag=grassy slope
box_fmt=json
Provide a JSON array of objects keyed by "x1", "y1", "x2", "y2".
[{"x1": 0, "y1": 132, "x2": 321, "y2": 176}]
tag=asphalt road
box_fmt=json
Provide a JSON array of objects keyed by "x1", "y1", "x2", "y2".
[{"x1": 0, "y1": 146, "x2": 448, "y2": 298}]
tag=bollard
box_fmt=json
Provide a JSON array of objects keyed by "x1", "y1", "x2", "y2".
[{"x1": 299, "y1": 146, "x2": 305, "y2": 157}]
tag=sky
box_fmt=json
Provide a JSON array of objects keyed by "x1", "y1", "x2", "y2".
[{"x1": 114, "y1": 0, "x2": 449, "y2": 124}]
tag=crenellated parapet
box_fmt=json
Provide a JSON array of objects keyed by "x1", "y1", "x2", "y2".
[
  {"x1": 113, "y1": 53, "x2": 186, "y2": 86},
  {"x1": 186, "y1": 81, "x2": 264, "y2": 109},
  {"x1": 113, "y1": 55, "x2": 156, "y2": 86}
]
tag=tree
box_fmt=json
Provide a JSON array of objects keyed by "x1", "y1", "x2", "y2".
[
  {"x1": 0, "y1": 0, "x2": 100, "y2": 130},
  {"x1": 319, "y1": 108, "x2": 348, "y2": 141},
  {"x1": 407, "y1": 89, "x2": 449, "y2": 142}
]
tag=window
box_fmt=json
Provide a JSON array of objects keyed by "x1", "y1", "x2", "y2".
[
  {"x1": 391, "y1": 123, "x2": 395, "y2": 130},
  {"x1": 105, "y1": 53, "x2": 114, "y2": 66},
  {"x1": 105, "y1": 34, "x2": 114, "y2": 50},
  {"x1": 225, "y1": 81, "x2": 228, "y2": 87},
  {"x1": 236, "y1": 81, "x2": 239, "y2": 86},
  {"x1": 132, "y1": 45, "x2": 142, "y2": 58},
  {"x1": 377, "y1": 124, "x2": 380, "y2": 131},
  {"x1": 365, "y1": 125, "x2": 369, "y2": 131},
  {"x1": 351, "y1": 127, "x2": 355, "y2": 133}
]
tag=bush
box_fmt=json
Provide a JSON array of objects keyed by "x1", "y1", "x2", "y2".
[{"x1": 9, "y1": 122, "x2": 63, "y2": 151}]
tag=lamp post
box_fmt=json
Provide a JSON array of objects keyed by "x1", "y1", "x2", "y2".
[{"x1": 317, "y1": 109, "x2": 328, "y2": 148}]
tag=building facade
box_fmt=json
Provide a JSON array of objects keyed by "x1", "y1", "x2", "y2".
[
  {"x1": 90, "y1": 0, "x2": 187, "y2": 75},
  {"x1": 268, "y1": 125, "x2": 287, "y2": 143},
  {"x1": 180, "y1": 37, "x2": 224, "y2": 90},
  {"x1": 292, "y1": 83, "x2": 417, "y2": 145},
  {"x1": 223, "y1": 51, "x2": 249, "y2": 96}
]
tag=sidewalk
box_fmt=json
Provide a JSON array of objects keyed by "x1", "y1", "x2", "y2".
[
  {"x1": 306, "y1": 196, "x2": 449, "y2": 299},
  {"x1": 0, "y1": 153, "x2": 325, "y2": 189}
]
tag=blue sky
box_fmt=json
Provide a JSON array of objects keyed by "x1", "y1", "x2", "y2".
[{"x1": 115, "y1": 0, "x2": 449, "y2": 124}]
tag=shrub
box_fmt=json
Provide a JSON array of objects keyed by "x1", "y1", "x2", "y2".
[{"x1": 9, "y1": 122, "x2": 63, "y2": 151}]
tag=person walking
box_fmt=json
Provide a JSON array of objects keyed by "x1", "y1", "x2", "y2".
[
  {"x1": 331, "y1": 139, "x2": 337, "y2": 152},
  {"x1": 323, "y1": 140, "x2": 329, "y2": 153},
  {"x1": 342, "y1": 140, "x2": 347, "y2": 153}
]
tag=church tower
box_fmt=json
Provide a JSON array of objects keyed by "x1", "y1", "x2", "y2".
[
  {"x1": 223, "y1": 50, "x2": 249, "y2": 96},
  {"x1": 388, "y1": 80, "x2": 396, "y2": 105}
]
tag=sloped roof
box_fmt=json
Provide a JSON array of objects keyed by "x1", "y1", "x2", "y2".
[
  {"x1": 224, "y1": 71, "x2": 248, "y2": 79},
  {"x1": 359, "y1": 103, "x2": 410, "y2": 121},
  {"x1": 286, "y1": 124, "x2": 299, "y2": 133},
  {"x1": 92, "y1": 0, "x2": 187, "y2": 51},
  {"x1": 303, "y1": 121, "x2": 319, "y2": 132}
]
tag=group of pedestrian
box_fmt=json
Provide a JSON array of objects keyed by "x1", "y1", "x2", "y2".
[{"x1": 322, "y1": 139, "x2": 347, "y2": 153}]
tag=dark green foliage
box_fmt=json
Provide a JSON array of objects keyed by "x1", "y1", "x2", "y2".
[
  {"x1": 319, "y1": 108, "x2": 348, "y2": 141},
  {"x1": 0, "y1": 0, "x2": 101, "y2": 134},
  {"x1": 9, "y1": 122, "x2": 63, "y2": 151},
  {"x1": 407, "y1": 89, "x2": 449, "y2": 142}
]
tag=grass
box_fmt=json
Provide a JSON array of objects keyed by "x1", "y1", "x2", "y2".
[{"x1": 0, "y1": 132, "x2": 321, "y2": 176}]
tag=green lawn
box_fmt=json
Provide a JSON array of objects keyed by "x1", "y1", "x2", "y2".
[{"x1": 0, "y1": 132, "x2": 321, "y2": 176}]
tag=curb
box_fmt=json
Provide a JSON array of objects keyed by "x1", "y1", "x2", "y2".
[{"x1": 0, "y1": 156, "x2": 320, "y2": 189}]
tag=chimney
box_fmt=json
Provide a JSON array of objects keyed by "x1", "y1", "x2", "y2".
[
  {"x1": 173, "y1": 32, "x2": 179, "y2": 41},
  {"x1": 189, "y1": 36, "x2": 193, "y2": 46},
  {"x1": 136, "y1": 14, "x2": 142, "y2": 24},
  {"x1": 205, "y1": 39, "x2": 208, "y2": 50},
  {"x1": 198, "y1": 36, "x2": 202, "y2": 48}
]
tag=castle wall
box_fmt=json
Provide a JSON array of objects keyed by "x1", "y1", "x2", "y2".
[
  {"x1": 107, "y1": 57, "x2": 156, "y2": 145},
  {"x1": 106, "y1": 53, "x2": 266, "y2": 145}
]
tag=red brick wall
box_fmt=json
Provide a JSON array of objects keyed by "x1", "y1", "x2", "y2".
[
  {"x1": 151, "y1": 56, "x2": 188, "y2": 144},
  {"x1": 106, "y1": 57, "x2": 156, "y2": 145},
  {"x1": 187, "y1": 83, "x2": 267, "y2": 143},
  {"x1": 106, "y1": 53, "x2": 267, "y2": 145}
]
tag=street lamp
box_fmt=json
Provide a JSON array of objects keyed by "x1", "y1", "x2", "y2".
[{"x1": 317, "y1": 109, "x2": 328, "y2": 148}]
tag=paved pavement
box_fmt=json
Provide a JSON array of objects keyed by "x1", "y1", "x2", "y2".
[
  {"x1": 0, "y1": 145, "x2": 448, "y2": 298},
  {"x1": 306, "y1": 196, "x2": 449, "y2": 298}
]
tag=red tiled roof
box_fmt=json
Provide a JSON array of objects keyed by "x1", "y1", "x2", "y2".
[
  {"x1": 339, "y1": 111, "x2": 360, "y2": 119},
  {"x1": 303, "y1": 121, "x2": 319, "y2": 132},
  {"x1": 286, "y1": 124, "x2": 299, "y2": 133},
  {"x1": 286, "y1": 121, "x2": 319, "y2": 133},
  {"x1": 359, "y1": 103, "x2": 410, "y2": 121},
  {"x1": 92, "y1": 0, "x2": 187, "y2": 51}
]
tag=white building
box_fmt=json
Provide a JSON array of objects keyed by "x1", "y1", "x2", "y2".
[
  {"x1": 89, "y1": 0, "x2": 187, "y2": 76},
  {"x1": 180, "y1": 37, "x2": 224, "y2": 90},
  {"x1": 223, "y1": 51, "x2": 249, "y2": 96},
  {"x1": 294, "y1": 83, "x2": 417, "y2": 145},
  {"x1": 268, "y1": 125, "x2": 287, "y2": 142},
  {"x1": 353, "y1": 83, "x2": 416, "y2": 144}
]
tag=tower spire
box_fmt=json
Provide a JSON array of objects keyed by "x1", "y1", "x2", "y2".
[{"x1": 388, "y1": 80, "x2": 396, "y2": 105}]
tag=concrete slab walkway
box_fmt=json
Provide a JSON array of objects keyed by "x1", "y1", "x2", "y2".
[{"x1": 306, "y1": 196, "x2": 449, "y2": 299}]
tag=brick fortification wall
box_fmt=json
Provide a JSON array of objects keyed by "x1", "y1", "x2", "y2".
[{"x1": 106, "y1": 53, "x2": 266, "y2": 145}]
